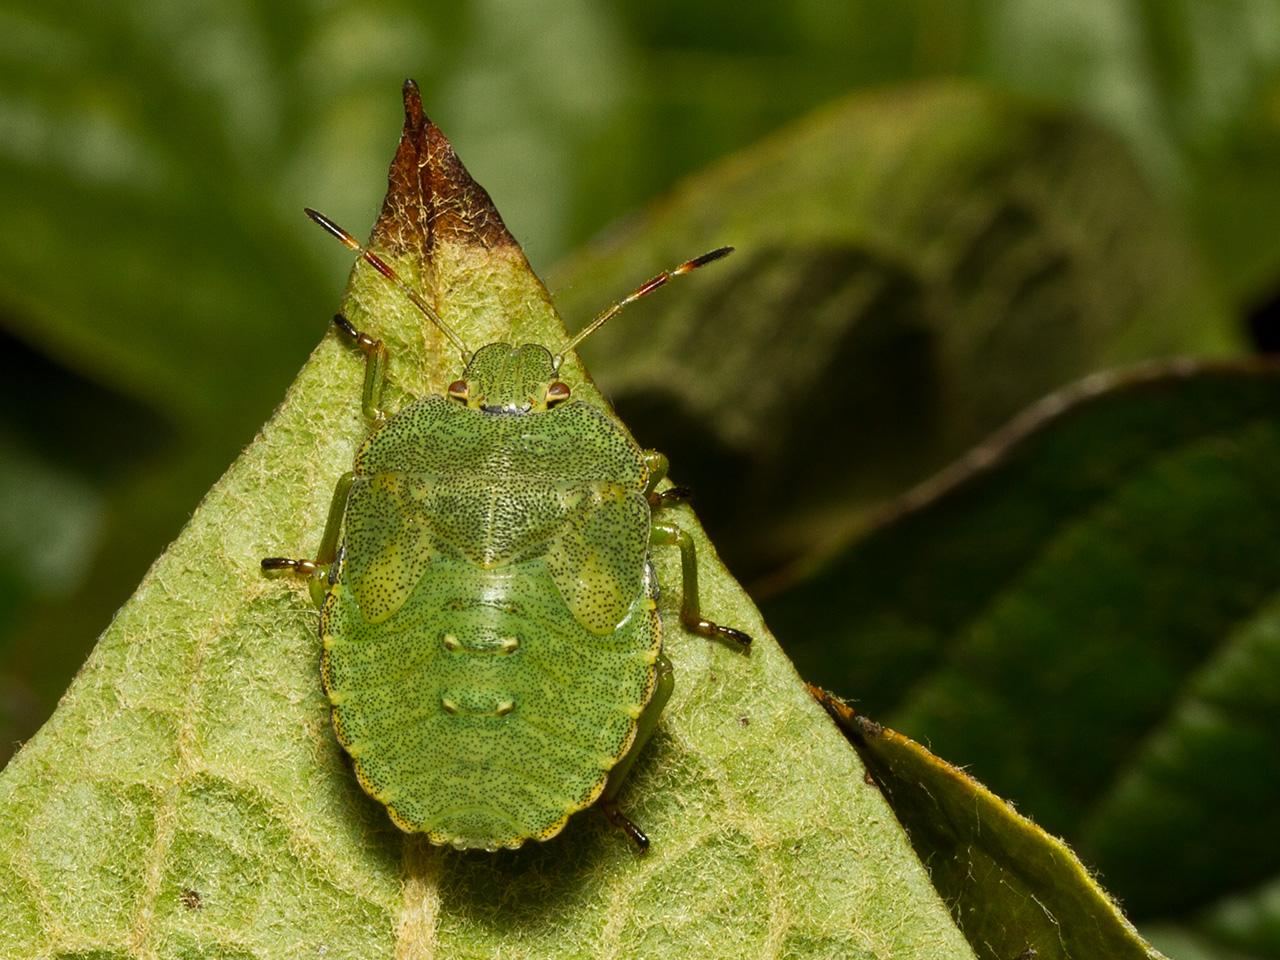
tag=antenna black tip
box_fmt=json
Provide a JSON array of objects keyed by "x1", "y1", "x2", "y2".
[
  {"x1": 688, "y1": 246, "x2": 734, "y2": 269},
  {"x1": 304, "y1": 208, "x2": 360, "y2": 250}
]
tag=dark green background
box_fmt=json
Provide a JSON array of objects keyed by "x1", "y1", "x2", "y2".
[{"x1": 3, "y1": 4, "x2": 1280, "y2": 958}]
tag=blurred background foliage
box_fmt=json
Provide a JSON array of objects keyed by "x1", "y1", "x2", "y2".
[{"x1": 2, "y1": 2, "x2": 1280, "y2": 957}]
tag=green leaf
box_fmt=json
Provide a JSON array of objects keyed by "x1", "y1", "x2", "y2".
[
  {"x1": 810, "y1": 686, "x2": 1165, "y2": 960},
  {"x1": 0, "y1": 2, "x2": 657, "y2": 756},
  {"x1": 548, "y1": 82, "x2": 1238, "y2": 580},
  {"x1": 0, "y1": 1, "x2": 630, "y2": 434},
  {"x1": 0, "y1": 82, "x2": 975, "y2": 959},
  {"x1": 954, "y1": 0, "x2": 1280, "y2": 302},
  {"x1": 766, "y1": 359, "x2": 1280, "y2": 951},
  {"x1": 11, "y1": 5, "x2": 1276, "y2": 772},
  {"x1": 606, "y1": 0, "x2": 1280, "y2": 304},
  {"x1": 0, "y1": 343, "x2": 175, "y2": 753}
]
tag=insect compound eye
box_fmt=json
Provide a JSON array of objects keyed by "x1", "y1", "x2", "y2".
[
  {"x1": 447, "y1": 379, "x2": 470, "y2": 402},
  {"x1": 545, "y1": 381, "x2": 571, "y2": 407}
]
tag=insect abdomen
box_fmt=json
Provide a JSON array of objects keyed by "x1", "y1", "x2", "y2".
[{"x1": 322, "y1": 555, "x2": 658, "y2": 850}]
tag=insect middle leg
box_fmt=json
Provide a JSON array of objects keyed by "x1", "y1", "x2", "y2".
[
  {"x1": 331, "y1": 313, "x2": 389, "y2": 423},
  {"x1": 651, "y1": 521, "x2": 752, "y2": 648},
  {"x1": 261, "y1": 471, "x2": 354, "y2": 608},
  {"x1": 600, "y1": 652, "x2": 674, "y2": 851}
]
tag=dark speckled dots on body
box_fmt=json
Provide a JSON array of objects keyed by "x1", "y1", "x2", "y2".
[
  {"x1": 262, "y1": 149, "x2": 750, "y2": 851},
  {"x1": 319, "y1": 395, "x2": 660, "y2": 850}
]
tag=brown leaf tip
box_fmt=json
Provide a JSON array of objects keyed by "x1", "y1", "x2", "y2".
[
  {"x1": 369, "y1": 79, "x2": 519, "y2": 259},
  {"x1": 402, "y1": 77, "x2": 424, "y2": 120}
]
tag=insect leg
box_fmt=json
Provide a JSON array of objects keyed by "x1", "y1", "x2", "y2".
[
  {"x1": 650, "y1": 522, "x2": 752, "y2": 648},
  {"x1": 261, "y1": 471, "x2": 355, "y2": 608},
  {"x1": 331, "y1": 314, "x2": 389, "y2": 423},
  {"x1": 600, "y1": 652, "x2": 674, "y2": 852},
  {"x1": 642, "y1": 450, "x2": 692, "y2": 509}
]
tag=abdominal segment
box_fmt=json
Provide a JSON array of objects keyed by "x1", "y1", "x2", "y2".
[{"x1": 321, "y1": 555, "x2": 659, "y2": 849}]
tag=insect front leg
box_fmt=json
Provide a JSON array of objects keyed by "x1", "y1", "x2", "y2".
[
  {"x1": 600, "y1": 652, "x2": 674, "y2": 852},
  {"x1": 641, "y1": 450, "x2": 692, "y2": 509},
  {"x1": 261, "y1": 471, "x2": 354, "y2": 608},
  {"x1": 331, "y1": 314, "x2": 389, "y2": 423},
  {"x1": 650, "y1": 521, "x2": 752, "y2": 649}
]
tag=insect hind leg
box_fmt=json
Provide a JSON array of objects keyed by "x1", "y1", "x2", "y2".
[{"x1": 600, "y1": 652, "x2": 674, "y2": 852}]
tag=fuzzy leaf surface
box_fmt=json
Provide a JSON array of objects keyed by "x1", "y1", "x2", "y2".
[{"x1": 0, "y1": 82, "x2": 975, "y2": 960}]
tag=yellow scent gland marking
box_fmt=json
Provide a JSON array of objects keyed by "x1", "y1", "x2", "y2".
[
  {"x1": 263, "y1": 192, "x2": 752, "y2": 852},
  {"x1": 442, "y1": 633, "x2": 521, "y2": 654},
  {"x1": 441, "y1": 695, "x2": 517, "y2": 717}
]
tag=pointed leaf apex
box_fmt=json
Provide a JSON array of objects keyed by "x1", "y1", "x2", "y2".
[
  {"x1": 370, "y1": 80, "x2": 518, "y2": 261},
  {"x1": 402, "y1": 76, "x2": 422, "y2": 109}
]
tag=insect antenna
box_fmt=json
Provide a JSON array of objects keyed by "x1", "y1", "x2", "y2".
[
  {"x1": 554, "y1": 246, "x2": 733, "y2": 368},
  {"x1": 304, "y1": 208, "x2": 472, "y2": 360}
]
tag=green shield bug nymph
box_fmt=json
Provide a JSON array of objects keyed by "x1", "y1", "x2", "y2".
[{"x1": 263, "y1": 208, "x2": 751, "y2": 852}]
